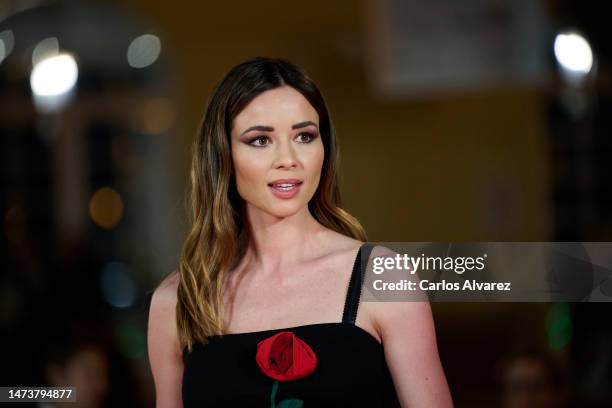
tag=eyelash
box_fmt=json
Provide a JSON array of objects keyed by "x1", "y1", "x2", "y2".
[{"x1": 247, "y1": 132, "x2": 318, "y2": 147}]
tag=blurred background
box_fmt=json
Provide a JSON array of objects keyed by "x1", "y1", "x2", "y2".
[{"x1": 1, "y1": 0, "x2": 610, "y2": 406}]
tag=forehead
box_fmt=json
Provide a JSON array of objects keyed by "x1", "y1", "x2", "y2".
[{"x1": 232, "y1": 86, "x2": 319, "y2": 132}]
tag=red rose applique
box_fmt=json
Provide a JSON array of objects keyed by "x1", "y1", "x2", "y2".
[{"x1": 256, "y1": 331, "x2": 317, "y2": 407}]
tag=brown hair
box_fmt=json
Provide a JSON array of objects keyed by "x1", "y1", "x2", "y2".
[{"x1": 177, "y1": 57, "x2": 366, "y2": 352}]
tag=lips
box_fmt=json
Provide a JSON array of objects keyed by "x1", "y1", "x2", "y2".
[
  {"x1": 268, "y1": 179, "x2": 303, "y2": 199},
  {"x1": 267, "y1": 179, "x2": 303, "y2": 188}
]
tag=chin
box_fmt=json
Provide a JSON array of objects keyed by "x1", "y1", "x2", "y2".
[{"x1": 266, "y1": 202, "x2": 307, "y2": 219}]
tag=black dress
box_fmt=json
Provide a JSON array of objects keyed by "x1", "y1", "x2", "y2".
[{"x1": 181, "y1": 243, "x2": 401, "y2": 407}]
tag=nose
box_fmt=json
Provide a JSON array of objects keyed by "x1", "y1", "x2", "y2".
[{"x1": 273, "y1": 139, "x2": 298, "y2": 169}]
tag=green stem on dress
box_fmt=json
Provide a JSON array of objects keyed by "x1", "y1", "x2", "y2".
[{"x1": 270, "y1": 380, "x2": 279, "y2": 408}]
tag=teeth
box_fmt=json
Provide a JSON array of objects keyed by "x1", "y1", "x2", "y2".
[
  {"x1": 270, "y1": 182, "x2": 300, "y2": 188},
  {"x1": 269, "y1": 182, "x2": 301, "y2": 191}
]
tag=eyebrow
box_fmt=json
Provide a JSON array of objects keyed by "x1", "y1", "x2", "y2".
[{"x1": 240, "y1": 121, "x2": 318, "y2": 136}]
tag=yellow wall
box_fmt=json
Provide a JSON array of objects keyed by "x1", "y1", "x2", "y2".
[{"x1": 119, "y1": 0, "x2": 551, "y2": 241}]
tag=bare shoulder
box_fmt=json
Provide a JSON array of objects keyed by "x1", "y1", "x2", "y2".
[
  {"x1": 368, "y1": 244, "x2": 398, "y2": 259},
  {"x1": 362, "y1": 245, "x2": 434, "y2": 338},
  {"x1": 148, "y1": 269, "x2": 180, "y2": 351},
  {"x1": 149, "y1": 271, "x2": 179, "y2": 325},
  {"x1": 147, "y1": 270, "x2": 183, "y2": 407},
  {"x1": 155, "y1": 270, "x2": 180, "y2": 300}
]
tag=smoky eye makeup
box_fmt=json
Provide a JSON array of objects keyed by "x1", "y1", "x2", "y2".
[
  {"x1": 246, "y1": 135, "x2": 270, "y2": 147},
  {"x1": 243, "y1": 130, "x2": 319, "y2": 147},
  {"x1": 296, "y1": 131, "x2": 319, "y2": 143}
]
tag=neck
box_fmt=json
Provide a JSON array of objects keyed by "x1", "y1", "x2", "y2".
[{"x1": 242, "y1": 203, "x2": 327, "y2": 276}]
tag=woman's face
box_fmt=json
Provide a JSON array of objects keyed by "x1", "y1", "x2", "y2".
[{"x1": 230, "y1": 85, "x2": 324, "y2": 219}]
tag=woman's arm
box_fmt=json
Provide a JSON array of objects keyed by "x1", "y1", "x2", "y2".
[
  {"x1": 374, "y1": 299, "x2": 453, "y2": 407},
  {"x1": 147, "y1": 270, "x2": 184, "y2": 408},
  {"x1": 366, "y1": 246, "x2": 453, "y2": 407}
]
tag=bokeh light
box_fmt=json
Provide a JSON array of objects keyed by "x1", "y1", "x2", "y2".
[
  {"x1": 126, "y1": 34, "x2": 161, "y2": 68},
  {"x1": 554, "y1": 31, "x2": 593, "y2": 75},
  {"x1": 89, "y1": 187, "x2": 124, "y2": 230},
  {"x1": 101, "y1": 262, "x2": 138, "y2": 308},
  {"x1": 0, "y1": 29, "x2": 15, "y2": 64},
  {"x1": 30, "y1": 53, "x2": 78, "y2": 96},
  {"x1": 30, "y1": 52, "x2": 79, "y2": 113},
  {"x1": 546, "y1": 303, "x2": 573, "y2": 350},
  {"x1": 31, "y1": 36, "x2": 59, "y2": 67}
]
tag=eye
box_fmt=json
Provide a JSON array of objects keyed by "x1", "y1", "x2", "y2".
[
  {"x1": 248, "y1": 135, "x2": 270, "y2": 147},
  {"x1": 296, "y1": 132, "x2": 318, "y2": 143}
]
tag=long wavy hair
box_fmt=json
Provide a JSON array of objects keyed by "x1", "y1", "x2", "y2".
[{"x1": 177, "y1": 57, "x2": 367, "y2": 352}]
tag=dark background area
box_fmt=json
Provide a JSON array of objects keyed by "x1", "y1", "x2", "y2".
[{"x1": 1, "y1": 0, "x2": 610, "y2": 406}]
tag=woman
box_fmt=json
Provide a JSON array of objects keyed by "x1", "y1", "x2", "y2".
[{"x1": 147, "y1": 57, "x2": 452, "y2": 407}]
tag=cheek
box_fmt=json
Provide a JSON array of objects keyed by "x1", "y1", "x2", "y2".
[
  {"x1": 307, "y1": 142, "x2": 324, "y2": 178},
  {"x1": 232, "y1": 149, "x2": 266, "y2": 195}
]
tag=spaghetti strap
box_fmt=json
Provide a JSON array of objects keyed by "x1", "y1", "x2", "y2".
[{"x1": 342, "y1": 243, "x2": 374, "y2": 324}]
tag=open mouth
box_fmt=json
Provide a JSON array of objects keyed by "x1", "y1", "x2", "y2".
[{"x1": 267, "y1": 181, "x2": 303, "y2": 191}]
